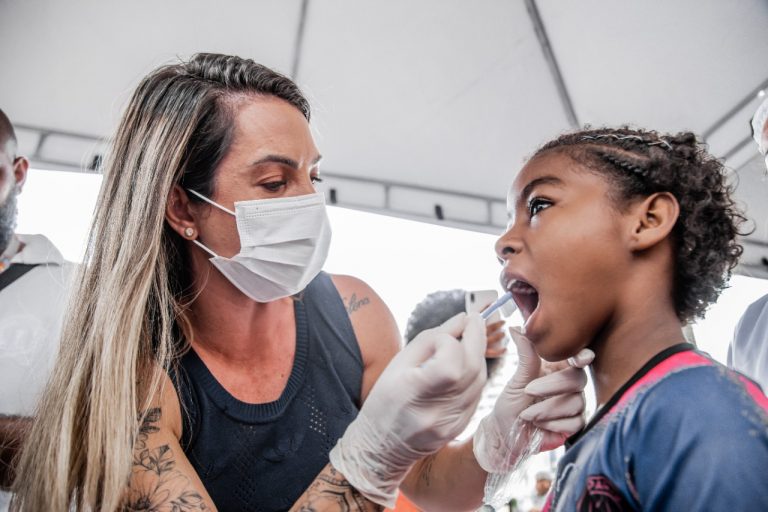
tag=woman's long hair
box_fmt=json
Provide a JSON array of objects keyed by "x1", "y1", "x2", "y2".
[{"x1": 11, "y1": 53, "x2": 310, "y2": 511}]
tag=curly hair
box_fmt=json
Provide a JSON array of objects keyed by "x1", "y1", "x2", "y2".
[
  {"x1": 404, "y1": 289, "x2": 503, "y2": 377},
  {"x1": 532, "y1": 127, "x2": 746, "y2": 322},
  {"x1": 404, "y1": 289, "x2": 466, "y2": 343}
]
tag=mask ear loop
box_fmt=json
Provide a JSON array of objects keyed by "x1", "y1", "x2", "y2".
[
  {"x1": 192, "y1": 239, "x2": 219, "y2": 258},
  {"x1": 185, "y1": 189, "x2": 232, "y2": 258},
  {"x1": 186, "y1": 188, "x2": 236, "y2": 216}
]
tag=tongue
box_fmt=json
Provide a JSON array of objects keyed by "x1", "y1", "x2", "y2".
[{"x1": 511, "y1": 283, "x2": 538, "y2": 320}]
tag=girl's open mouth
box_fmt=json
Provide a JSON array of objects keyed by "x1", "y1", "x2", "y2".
[{"x1": 509, "y1": 279, "x2": 539, "y2": 324}]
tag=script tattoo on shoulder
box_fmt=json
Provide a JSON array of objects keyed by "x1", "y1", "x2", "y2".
[
  {"x1": 420, "y1": 453, "x2": 437, "y2": 488},
  {"x1": 123, "y1": 408, "x2": 208, "y2": 511},
  {"x1": 345, "y1": 293, "x2": 371, "y2": 315},
  {"x1": 293, "y1": 466, "x2": 383, "y2": 512}
]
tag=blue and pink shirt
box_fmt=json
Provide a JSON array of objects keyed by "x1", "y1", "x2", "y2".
[{"x1": 544, "y1": 343, "x2": 768, "y2": 511}]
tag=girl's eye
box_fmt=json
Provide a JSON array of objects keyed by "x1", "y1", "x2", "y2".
[
  {"x1": 311, "y1": 176, "x2": 323, "y2": 184},
  {"x1": 528, "y1": 197, "x2": 552, "y2": 217},
  {"x1": 261, "y1": 180, "x2": 287, "y2": 192}
]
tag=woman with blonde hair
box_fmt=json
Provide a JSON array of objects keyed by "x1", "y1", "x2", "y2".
[{"x1": 11, "y1": 53, "x2": 589, "y2": 511}]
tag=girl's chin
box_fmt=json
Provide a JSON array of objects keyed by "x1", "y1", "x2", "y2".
[
  {"x1": 532, "y1": 336, "x2": 578, "y2": 363},
  {"x1": 527, "y1": 317, "x2": 585, "y2": 362}
]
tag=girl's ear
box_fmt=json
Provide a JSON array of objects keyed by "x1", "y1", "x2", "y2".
[{"x1": 628, "y1": 192, "x2": 680, "y2": 251}]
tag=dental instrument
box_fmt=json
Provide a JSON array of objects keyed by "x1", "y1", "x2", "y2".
[{"x1": 480, "y1": 291, "x2": 516, "y2": 320}]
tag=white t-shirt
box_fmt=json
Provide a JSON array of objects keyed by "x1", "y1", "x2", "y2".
[
  {"x1": 518, "y1": 492, "x2": 548, "y2": 512},
  {"x1": 0, "y1": 234, "x2": 77, "y2": 510},
  {"x1": 728, "y1": 293, "x2": 768, "y2": 391}
]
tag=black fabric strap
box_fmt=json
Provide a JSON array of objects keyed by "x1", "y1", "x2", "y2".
[
  {"x1": 566, "y1": 342, "x2": 696, "y2": 448},
  {"x1": 0, "y1": 264, "x2": 39, "y2": 293}
]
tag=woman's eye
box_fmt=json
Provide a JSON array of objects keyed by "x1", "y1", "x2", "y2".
[
  {"x1": 261, "y1": 180, "x2": 287, "y2": 192},
  {"x1": 528, "y1": 197, "x2": 552, "y2": 217},
  {"x1": 311, "y1": 176, "x2": 323, "y2": 184}
]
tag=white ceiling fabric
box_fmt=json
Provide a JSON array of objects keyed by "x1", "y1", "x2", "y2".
[{"x1": 1, "y1": 0, "x2": 766, "y2": 277}]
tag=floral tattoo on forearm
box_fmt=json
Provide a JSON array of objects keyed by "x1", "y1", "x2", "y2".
[{"x1": 123, "y1": 408, "x2": 207, "y2": 512}]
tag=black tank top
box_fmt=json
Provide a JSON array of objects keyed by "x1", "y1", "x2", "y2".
[{"x1": 171, "y1": 272, "x2": 364, "y2": 511}]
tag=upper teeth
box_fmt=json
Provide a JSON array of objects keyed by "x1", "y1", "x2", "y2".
[{"x1": 510, "y1": 280, "x2": 536, "y2": 294}]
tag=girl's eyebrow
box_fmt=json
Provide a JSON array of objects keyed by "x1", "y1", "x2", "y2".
[{"x1": 517, "y1": 175, "x2": 564, "y2": 205}]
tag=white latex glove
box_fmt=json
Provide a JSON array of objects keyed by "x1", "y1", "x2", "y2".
[
  {"x1": 329, "y1": 312, "x2": 488, "y2": 508},
  {"x1": 473, "y1": 327, "x2": 594, "y2": 473}
]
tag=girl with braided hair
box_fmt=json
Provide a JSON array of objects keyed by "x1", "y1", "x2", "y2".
[{"x1": 495, "y1": 127, "x2": 768, "y2": 511}]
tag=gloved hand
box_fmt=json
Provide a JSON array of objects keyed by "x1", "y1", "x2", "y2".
[
  {"x1": 473, "y1": 327, "x2": 594, "y2": 473},
  {"x1": 329, "y1": 312, "x2": 488, "y2": 508}
]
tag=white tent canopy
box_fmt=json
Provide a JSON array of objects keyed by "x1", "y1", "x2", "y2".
[{"x1": 2, "y1": 0, "x2": 767, "y2": 277}]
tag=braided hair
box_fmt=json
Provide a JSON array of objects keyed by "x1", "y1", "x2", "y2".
[{"x1": 532, "y1": 127, "x2": 746, "y2": 322}]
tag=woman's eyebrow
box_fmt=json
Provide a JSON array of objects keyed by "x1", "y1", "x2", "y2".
[{"x1": 250, "y1": 154, "x2": 323, "y2": 169}]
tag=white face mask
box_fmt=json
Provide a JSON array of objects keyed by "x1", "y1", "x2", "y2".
[{"x1": 188, "y1": 189, "x2": 332, "y2": 302}]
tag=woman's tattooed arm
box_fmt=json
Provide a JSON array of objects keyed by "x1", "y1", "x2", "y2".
[
  {"x1": 126, "y1": 373, "x2": 382, "y2": 512},
  {"x1": 290, "y1": 464, "x2": 384, "y2": 512},
  {"x1": 123, "y1": 407, "x2": 215, "y2": 511},
  {"x1": 126, "y1": 413, "x2": 382, "y2": 512}
]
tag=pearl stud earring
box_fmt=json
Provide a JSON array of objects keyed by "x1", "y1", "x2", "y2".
[{"x1": 184, "y1": 227, "x2": 195, "y2": 238}]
